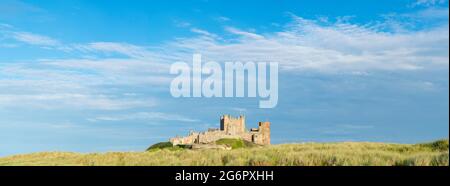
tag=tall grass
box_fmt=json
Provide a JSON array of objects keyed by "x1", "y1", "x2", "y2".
[{"x1": 0, "y1": 140, "x2": 448, "y2": 166}]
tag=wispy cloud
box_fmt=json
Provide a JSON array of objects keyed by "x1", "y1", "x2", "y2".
[
  {"x1": 0, "y1": 61, "x2": 161, "y2": 110},
  {"x1": 411, "y1": 0, "x2": 447, "y2": 7},
  {"x1": 0, "y1": 24, "x2": 62, "y2": 49},
  {"x1": 0, "y1": 93, "x2": 156, "y2": 110},
  {"x1": 11, "y1": 31, "x2": 59, "y2": 46},
  {"x1": 190, "y1": 28, "x2": 220, "y2": 39},
  {"x1": 215, "y1": 16, "x2": 230, "y2": 22},
  {"x1": 2, "y1": 8, "x2": 447, "y2": 73},
  {"x1": 79, "y1": 42, "x2": 155, "y2": 59},
  {"x1": 225, "y1": 26, "x2": 265, "y2": 40},
  {"x1": 0, "y1": 23, "x2": 13, "y2": 29},
  {"x1": 0, "y1": 8, "x2": 448, "y2": 112},
  {"x1": 88, "y1": 112, "x2": 198, "y2": 122},
  {"x1": 164, "y1": 13, "x2": 448, "y2": 72}
]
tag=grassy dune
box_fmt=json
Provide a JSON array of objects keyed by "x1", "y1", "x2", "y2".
[{"x1": 0, "y1": 139, "x2": 448, "y2": 166}]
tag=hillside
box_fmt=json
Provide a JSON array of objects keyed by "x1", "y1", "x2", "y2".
[{"x1": 0, "y1": 139, "x2": 448, "y2": 166}]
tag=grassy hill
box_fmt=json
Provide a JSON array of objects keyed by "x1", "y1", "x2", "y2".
[
  {"x1": 145, "y1": 139, "x2": 258, "y2": 151},
  {"x1": 0, "y1": 139, "x2": 448, "y2": 166}
]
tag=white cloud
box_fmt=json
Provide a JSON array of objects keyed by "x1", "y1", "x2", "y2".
[
  {"x1": 0, "y1": 23, "x2": 13, "y2": 29},
  {"x1": 78, "y1": 42, "x2": 155, "y2": 59},
  {"x1": 216, "y1": 16, "x2": 230, "y2": 22},
  {"x1": 190, "y1": 28, "x2": 219, "y2": 39},
  {"x1": 1, "y1": 25, "x2": 159, "y2": 58},
  {"x1": 0, "y1": 61, "x2": 161, "y2": 110},
  {"x1": 4, "y1": 10, "x2": 445, "y2": 73},
  {"x1": 11, "y1": 31, "x2": 59, "y2": 46},
  {"x1": 163, "y1": 14, "x2": 448, "y2": 72},
  {"x1": 225, "y1": 26, "x2": 265, "y2": 40},
  {"x1": 412, "y1": 0, "x2": 447, "y2": 7},
  {"x1": 415, "y1": 7, "x2": 449, "y2": 19},
  {"x1": 0, "y1": 10, "x2": 448, "y2": 111},
  {"x1": 0, "y1": 93, "x2": 156, "y2": 110},
  {"x1": 88, "y1": 112, "x2": 198, "y2": 122}
]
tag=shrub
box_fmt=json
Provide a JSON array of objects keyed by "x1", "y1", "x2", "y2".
[
  {"x1": 417, "y1": 139, "x2": 449, "y2": 151},
  {"x1": 146, "y1": 142, "x2": 173, "y2": 150}
]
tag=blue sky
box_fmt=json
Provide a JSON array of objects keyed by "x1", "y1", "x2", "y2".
[{"x1": 0, "y1": 0, "x2": 448, "y2": 156}]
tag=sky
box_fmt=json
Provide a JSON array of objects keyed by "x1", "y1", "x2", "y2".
[{"x1": 0, "y1": 0, "x2": 448, "y2": 156}]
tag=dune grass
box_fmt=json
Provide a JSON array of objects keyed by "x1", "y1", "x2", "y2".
[{"x1": 0, "y1": 139, "x2": 448, "y2": 166}]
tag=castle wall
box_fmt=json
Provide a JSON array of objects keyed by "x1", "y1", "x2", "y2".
[
  {"x1": 241, "y1": 132, "x2": 253, "y2": 142},
  {"x1": 198, "y1": 130, "x2": 227, "y2": 144},
  {"x1": 170, "y1": 132, "x2": 198, "y2": 145}
]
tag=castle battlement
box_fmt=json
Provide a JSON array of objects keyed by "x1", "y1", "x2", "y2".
[{"x1": 169, "y1": 115, "x2": 271, "y2": 146}]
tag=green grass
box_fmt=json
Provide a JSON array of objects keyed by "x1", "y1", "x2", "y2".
[
  {"x1": 0, "y1": 139, "x2": 448, "y2": 166},
  {"x1": 146, "y1": 142, "x2": 173, "y2": 150},
  {"x1": 215, "y1": 138, "x2": 258, "y2": 149}
]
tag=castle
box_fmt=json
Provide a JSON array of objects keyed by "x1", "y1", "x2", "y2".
[{"x1": 170, "y1": 115, "x2": 271, "y2": 146}]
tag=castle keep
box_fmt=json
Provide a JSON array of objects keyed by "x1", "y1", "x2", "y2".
[{"x1": 170, "y1": 115, "x2": 271, "y2": 146}]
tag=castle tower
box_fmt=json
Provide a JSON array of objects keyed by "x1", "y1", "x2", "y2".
[
  {"x1": 258, "y1": 121, "x2": 271, "y2": 145},
  {"x1": 220, "y1": 115, "x2": 246, "y2": 135}
]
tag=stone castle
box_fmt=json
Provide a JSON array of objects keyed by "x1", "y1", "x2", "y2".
[{"x1": 170, "y1": 115, "x2": 271, "y2": 146}]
